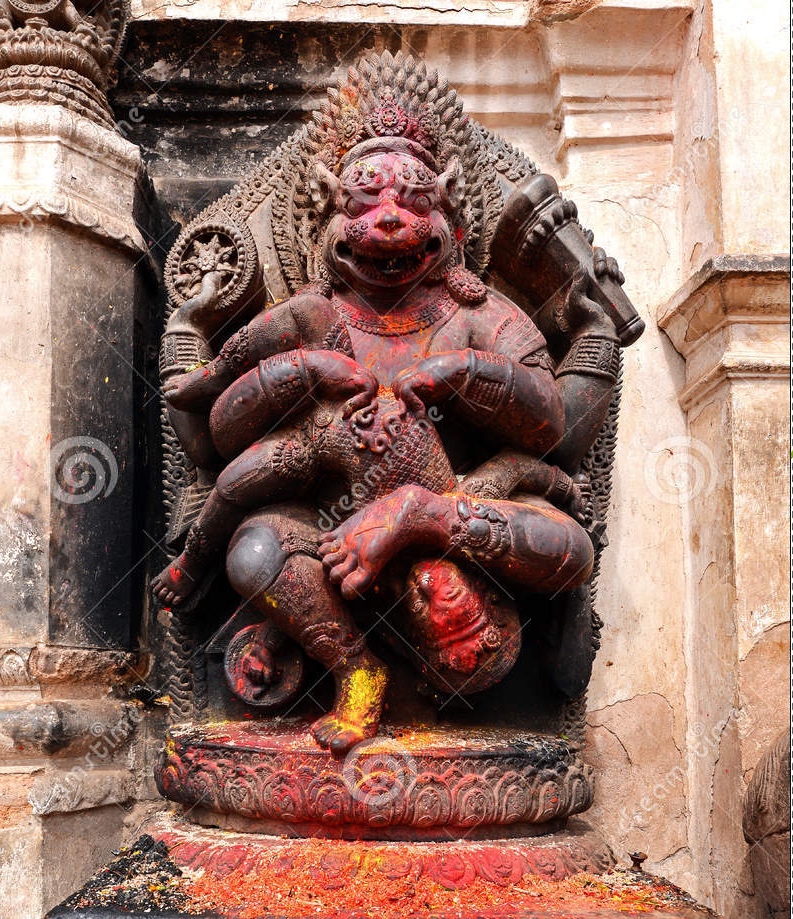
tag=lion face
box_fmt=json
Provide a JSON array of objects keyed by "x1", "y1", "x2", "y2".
[{"x1": 317, "y1": 151, "x2": 462, "y2": 295}]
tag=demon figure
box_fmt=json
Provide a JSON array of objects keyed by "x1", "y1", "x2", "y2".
[{"x1": 153, "y1": 52, "x2": 642, "y2": 756}]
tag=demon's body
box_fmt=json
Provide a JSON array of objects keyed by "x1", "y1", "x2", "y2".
[{"x1": 154, "y1": 86, "x2": 624, "y2": 755}]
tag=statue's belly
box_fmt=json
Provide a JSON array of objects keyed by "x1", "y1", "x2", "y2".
[{"x1": 318, "y1": 396, "x2": 457, "y2": 510}]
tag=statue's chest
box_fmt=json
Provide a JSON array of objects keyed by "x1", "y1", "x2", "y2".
[
  {"x1": 346, "y1": 327, "x2": 436, "y2": 385},
  {"x1": 332, "y1": 293, "x2": 465, "y2": 384}
]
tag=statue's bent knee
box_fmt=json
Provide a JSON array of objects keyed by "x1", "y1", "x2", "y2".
[
  {"x1": 511, "y1": 506, "x2": 594, "y2": 592},
  {"x1": 226, "y1": 522, "x2": 287, "y2": 599},
  {"x1": 550, "y1": 517, "x2": 594, "y2": 591}
]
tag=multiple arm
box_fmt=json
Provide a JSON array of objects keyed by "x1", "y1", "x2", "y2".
[{"x1": 393, "y1": 349, "x2": 565, "y2": 457}]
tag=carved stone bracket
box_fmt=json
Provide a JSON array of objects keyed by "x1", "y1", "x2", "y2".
[
  {"x1": 0, "y1": 0, "x2": 127, "y2": 127},
  {"x1": 658, "y1": 255, "x2": 790, "y2": 412}
]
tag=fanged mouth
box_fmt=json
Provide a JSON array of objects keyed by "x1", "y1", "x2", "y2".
[{"x1": 336, "y1": 238, "x2": 442, "y2": 281}]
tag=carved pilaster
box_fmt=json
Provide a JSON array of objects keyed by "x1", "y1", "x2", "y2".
[
  {"x1": 659, "y1": 255, "x2": 790, "y2": 916},
  {"x1": 0, "y1": 9, "x2": 156, "y2": 909},
  {"x1": 543, "y1": 4, "x2": 690, "y2": 181}
]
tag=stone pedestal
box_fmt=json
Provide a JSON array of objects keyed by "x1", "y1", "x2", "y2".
[
  {"x1": 155, "y1": 724, "x2": 595, "y2": 837},
  {"x1": 0, "y1": 105, "x2": 156, "y2": 918}
]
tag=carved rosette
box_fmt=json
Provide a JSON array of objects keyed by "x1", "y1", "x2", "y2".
[
  {"x1": 155, "y1": 724, "x2": 595, "y2": 834},
  {"x1": 0, "y1": 0, "x2": 127, "y2": 127},
  {"x1": 164, "y1": 214, "x2": 262, "y2": 315}
]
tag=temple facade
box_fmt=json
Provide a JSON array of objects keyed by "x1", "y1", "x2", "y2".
[{"x1": 0, "y1": 2, "x2": 788, "y2": 918}]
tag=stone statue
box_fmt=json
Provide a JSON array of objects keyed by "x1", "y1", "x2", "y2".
[{"x1": 152, "y1": 52, "x2": 643, "y2": 758}]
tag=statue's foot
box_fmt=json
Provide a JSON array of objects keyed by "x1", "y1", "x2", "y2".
[
  {"x1": 318, "y1": 485, "x2": 428, "y2": 599},
  {"x1": 151, "y1": 555, "x2": 201, "y2": 607},
  {"x1": 311, "y1": 658, "x2": 389, "y2": 757}
]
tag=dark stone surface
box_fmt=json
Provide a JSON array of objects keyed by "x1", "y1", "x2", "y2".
[
  {"x1": 46, "y1": 224, "x2": 160, "y2": 651},
  {"x1": 111, "y1": 21, "x2": 401, "y2": 227}
]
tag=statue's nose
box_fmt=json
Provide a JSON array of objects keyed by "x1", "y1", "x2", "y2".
[{"x1": 374, "y1": 206, "x2": 404, "y2": 232}]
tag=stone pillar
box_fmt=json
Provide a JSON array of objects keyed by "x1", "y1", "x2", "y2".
[
  {"x1": 658, "y1": 257, "x2": 790, "y2": 918},
  {"x1": 0, "y1": 5, "x2": 157, "y2": 915},
  {"x1": 656, "y1": 0, "x2": 790, "y2": 911}
]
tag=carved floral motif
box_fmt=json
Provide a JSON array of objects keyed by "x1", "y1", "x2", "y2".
[
  {"x1": 155, "y1": 727, "x2": 595, "y2": 830},
  {"x1": 154, "y1": 817, "x2": 615, "y2": 888}
]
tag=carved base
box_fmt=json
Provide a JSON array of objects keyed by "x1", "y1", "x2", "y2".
[
  {"x1": 45, "y1": 818, "x2": 721, "y2": 919},
  {"x1": 150, "y1": 811, "x2": 614, "y2": 888},
  {"x1": 155, "y1": 722, "x2": 595, "y2": 839}
]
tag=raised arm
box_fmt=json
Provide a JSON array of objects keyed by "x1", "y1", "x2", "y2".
[{"x1": 548, "y1": 270, "x2": 620, "y2": 474}]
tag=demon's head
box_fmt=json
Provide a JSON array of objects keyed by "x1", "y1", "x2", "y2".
[{"x1": 310, "y1": 140, "x2": 465, "y2": 298}]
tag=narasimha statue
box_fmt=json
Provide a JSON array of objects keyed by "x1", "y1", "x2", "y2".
[{"x1": 152, "y1": 51, "x2": 643, "y2": 759}]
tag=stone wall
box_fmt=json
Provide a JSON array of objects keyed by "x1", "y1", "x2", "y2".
[{"x1": 0, "y1": 1, "x2": 788, "y2": 916}]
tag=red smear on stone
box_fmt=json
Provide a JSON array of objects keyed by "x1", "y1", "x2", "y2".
[{"x1": 185, "y1": 854, "x2": 687, "y2": 918}]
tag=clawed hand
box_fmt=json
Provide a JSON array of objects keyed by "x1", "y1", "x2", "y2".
[
  {"x1": 303, "y1": 350, "x2": 379, "y2": 418},
  {"x1": 163, "y1": 364, "x2": 218, "y2": 410},
  {"x1": 592, "y1": 246, "x2": 625, "y2": 286},
  {"x1": 567, "y1": 474, "x2": 594, "y2": 527},
  {"x1": 392, "y1": 351, "x2": 472, "y2": 419}
]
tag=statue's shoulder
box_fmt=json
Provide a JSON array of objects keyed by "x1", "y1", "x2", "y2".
[{"x1": 467, "y1": 286, "x2": 547, "y2": 361}]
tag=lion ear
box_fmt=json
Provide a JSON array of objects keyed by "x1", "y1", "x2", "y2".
[
  {"x1": 309, "y1": 162, "x2": 340, "y2": 215},
  {"x1": 438, "y1": 156, "x2": 465, "y2": 213}
]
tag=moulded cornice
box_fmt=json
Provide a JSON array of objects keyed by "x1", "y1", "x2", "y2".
[{"x1": 658, "y1": 255, "x2": 791, "y2": 411}]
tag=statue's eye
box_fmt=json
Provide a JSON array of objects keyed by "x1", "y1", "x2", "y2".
[
  {"x1": 412, "y1": 194, "x2": 431, "y2": 215},
  {"x1": 344, "y1": 197, "x2": 366, "y2": 217}
]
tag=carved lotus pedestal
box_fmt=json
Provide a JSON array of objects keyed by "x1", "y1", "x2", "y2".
[
  {"x1": 150, "y1": 722, "x2": 610, "y2": 915},
  {"x1": 130, "y1": 722, "x2": 720, "y2": 918},
  {"x1": 155, "y1": 723, "x2": 597, "y2": 838}
]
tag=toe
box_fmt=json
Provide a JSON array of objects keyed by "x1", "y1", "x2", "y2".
[
  {"x1": 341, "y1": 569, "x2": 372, "y2": 600},
  {"x1": 328, "y1": 555, "x2": 358, "y2": 585},
  {"x1": 320, "y1": 548, "x2": 348, "y2": 570},
  {"x1": 329, "y1": 727, "x2": 364, "y2": 757}
]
